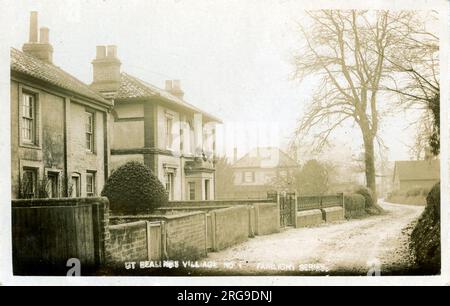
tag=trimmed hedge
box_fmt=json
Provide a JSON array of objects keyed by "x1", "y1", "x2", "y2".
[
  {"x1": 410, "y1": 182, "x2": 440, "y2": 273},
  {"x1": 344, "y1": 194, "x2": 366, "y2": 219},
  {"x1": 101, "y1": 161, "x2": 168, "y2": 213}
]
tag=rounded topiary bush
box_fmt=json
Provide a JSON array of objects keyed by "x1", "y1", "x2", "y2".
[
  {"x1": 354, "y1": 185, "x2": 383, "y2": 215},
  {"x1": 101, "y1": 161, "x2": 168, "y2": 213}
]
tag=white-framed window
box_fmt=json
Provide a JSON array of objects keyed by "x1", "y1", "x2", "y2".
[
  {"x1": 188, "y1": 182, "x2": 196, "y2": 200},
  {"x1": 47, "y1": 172, "x2": 59, "y2": 198},
  {"x1": 204, "y1": 179, "x2": 210, "y2": 200},
  {"x1": 85, "y1": 111, "x2": 94, "y2": 152},
  {"x1": 180, "y1": 127, "x2": 184, "y2": 152},
  {"x1": 189, "y1": 120, "x2": 195, "y2": 154},
  {"x1": 165, "y1": 116, "x2": 173, "y2": 150},
  {"x1": 71, "y1": 174, "x2": 81, "y2": 197},
  {"x1": 22, "y1": 93, "x2": 36, "y2": 144},
  {"x1": 22, "y1": 168, "x2": 37, "y2": 198},
  {"x1": 244, "y1": 171, "x2": 255, "y2": 183},
  {"x1": 86, "y1": 171, "x2": 96, "y2": 197},
  {"x1": 165, "y1": 172, "x2": 174, "y2": 200}
]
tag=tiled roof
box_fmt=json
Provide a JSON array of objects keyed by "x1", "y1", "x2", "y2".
[
  {"x1": 233, "y1": 147, "x2": 300, "y2": 169},
  {"x1": 116, "y1": 72, "x2": 221, "y2": 122},
  {"x1": 10, "y1": 48, "x2": 111, "y2": 106},
  {"x1": 394, "y1": 159, "x2": 440, "y2": 181}
]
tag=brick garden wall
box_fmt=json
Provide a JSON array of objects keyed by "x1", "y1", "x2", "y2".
[
  {"x1": 254, "y1": 203, "x2": 280, "y2": 235},
  {"x1": 107, "y1": 221, "x2": 149, "y2": 264},
  {"x1": 162, "y1": 212, "x2": 207, "y2": 260},
  {"x1": 109, "y1": 211, "x2": 207, "y2": 260},
  {"x1": 212, "y1": 206, "x2": 250, "y2": 251},
  {"x1": 166, "y1": 199, "x2": 273, "y2": 207}
]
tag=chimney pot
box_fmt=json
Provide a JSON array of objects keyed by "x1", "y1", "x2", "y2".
[
  {"x1": 39, "y1": 27, "x2": 49, "y2": 43},
  {"x1": 96, "y1": 46, "x2": 106, "y2": 59},
  {"x1": 23, "y1": 12, "x2": 53, "y2": 63},
  {"x1": 29, "y1": 11, "x2": 38, "y2": 43},
  {"x1": 169, "y1": 80, "x2": 184, "y2": 99},
  {"x1": 106, "y1": 45, "x2": 117, "y2": 58},
  {"x1": 173, "y1": 80, "x2": 181, "y2": 90},
  {"x1": 91, "y1": 45, "x2": 121, "y2": 92},
  {"x1": 165, "y1": 80, "x2": 173, "y2": 91}
]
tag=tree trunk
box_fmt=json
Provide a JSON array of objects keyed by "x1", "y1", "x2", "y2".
[
  {"x1": 361, "y1": 133, "x2": 384, "y2": 214},
  {"x1": 363, "y1": 134, "x2": 377, "y2": 202}
]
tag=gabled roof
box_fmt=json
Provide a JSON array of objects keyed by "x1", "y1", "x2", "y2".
[
  {"x1": 233, "y1": 147, "x2": 299, "y2": 169},
  {"x1": 11, "y1": 48, "x2": 111, "y2": 107},
  {"x1": 393, "y1": 159, "x2": 440, "y2": 181},
  {"x1": 115, "y1": 72, "x2": 221, "y2": 123}
]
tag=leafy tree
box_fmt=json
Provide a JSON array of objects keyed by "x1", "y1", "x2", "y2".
[
  {"x1": 214, "y1": 156, "x2": 236, "y2": 199},
  {"x1": 296, "y1": 160, "x2": 330, "y2": 195}
]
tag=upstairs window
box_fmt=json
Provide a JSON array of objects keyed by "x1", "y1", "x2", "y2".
[
  {"x1": 22, "y1": 93, "x2": 36, "y2": 144},
  {"x1": 165, "y1": 116, "x2": 173, "y2": 150},
  {"x1": 244, "y1": 171, "x2": 255, "y2": 183},
  {"x1": 204, "y1": 179, "x2": 210, "y2": 200},
  {"x1": 180, "y1": 127, "x2": 184, "y2": 152},
  {"x1": 85, "y1": 111, "x2": 94, "y2": 152}
]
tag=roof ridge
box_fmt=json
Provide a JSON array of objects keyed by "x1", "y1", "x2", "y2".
[
  {"x1": 118, "y1": 71, "x2": 221, "y2": 122},
  {"x1": 11, "y1": 47, "x2": 110, "y2": 105}
]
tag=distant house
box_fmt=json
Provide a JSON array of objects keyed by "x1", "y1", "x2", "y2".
[
  {"x1": 10, "y1": 12, "x2": 112, "y2": 199},
  {"x1": 89, "y1": 46, "x2": 221, "y2": 201},
  {"x1": 231, "y1": 147, "x2": 300, "y2": 199},
  {"x1": 392, "y1": 159, "x2": 440, "y2": 192}
]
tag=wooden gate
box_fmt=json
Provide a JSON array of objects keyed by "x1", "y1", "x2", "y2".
[{"x1": 278, "y1": 192, "x2": 296, "y2": 227}]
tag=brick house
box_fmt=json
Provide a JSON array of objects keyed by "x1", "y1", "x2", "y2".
[
  {"x1": 231, "y1": 147, "x2": 300, "y2": 199},
  {"x1": 10, "y1": 12, "x2": 112, "y2": 199},
  {"x1": 392, "y1": 159, "x2": 440, "y2": 192},
  {"x1": 90, "y1": 46, "x2": 221, "y2": 201}
]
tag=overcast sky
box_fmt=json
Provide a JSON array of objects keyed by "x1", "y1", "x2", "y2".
[{"x1": 4, "y1": 0, "x2": 442, "y2": 162}]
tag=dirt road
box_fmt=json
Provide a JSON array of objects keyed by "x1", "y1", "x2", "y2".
[{"x1": 202, "y1": 201, "x2": 424, "y2": 275}]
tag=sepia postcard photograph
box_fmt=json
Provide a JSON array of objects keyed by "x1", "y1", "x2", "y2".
[{"x1": 0, "y1": 0, "x2": 448, "y2": 286}]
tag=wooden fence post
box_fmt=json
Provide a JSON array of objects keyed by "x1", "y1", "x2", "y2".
[
  {"x1": 293, "y1": 192, "x2": 298, "y2": 228},
  {"x1": 340, "y1": 192, "x2": 345, "y2": 219},
  {"x1": 160, "y1": 221, "x2": 168, "y2": 260},
  {"x1": 145, "y1": 221, "x2": 151, "y2": 261}
]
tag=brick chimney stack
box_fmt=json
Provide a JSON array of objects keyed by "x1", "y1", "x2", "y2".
[
  {"x1": 91, "y1": 45, "x2": 122, "y2": 93},
  {"x1": 165, "y1": 80, "x2": 185, "y2": 99},
  {"x1": 22, "y1": 11, "x2": 54, "y2": 63},
  {"x1": 29, "y1": 11, "x2": 38, "y2": 42}
]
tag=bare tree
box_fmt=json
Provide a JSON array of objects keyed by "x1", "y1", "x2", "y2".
[
  {"x1": 292, "y1": 10, "x2": 428, "y2": 202},
  {"x1": 383, "y1": 11, "x2": 439, "y2": 156}
]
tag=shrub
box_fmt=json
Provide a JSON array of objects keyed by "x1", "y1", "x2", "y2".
[
  {"x1": 344, "y1": 194, "x2": 366, "y2": 219},
  {"x1": 344, "y1": 194, "x2": 365, "y2": 211},
  {"x1": 101, "y1": 161, "x2": 168, "y2": 213},
  {"x1": 354, "y1": 186, "x2": 383, "y2": 215},
  {"x1": 410, "y1": 182, "x2": 440, "y2": 273}
]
